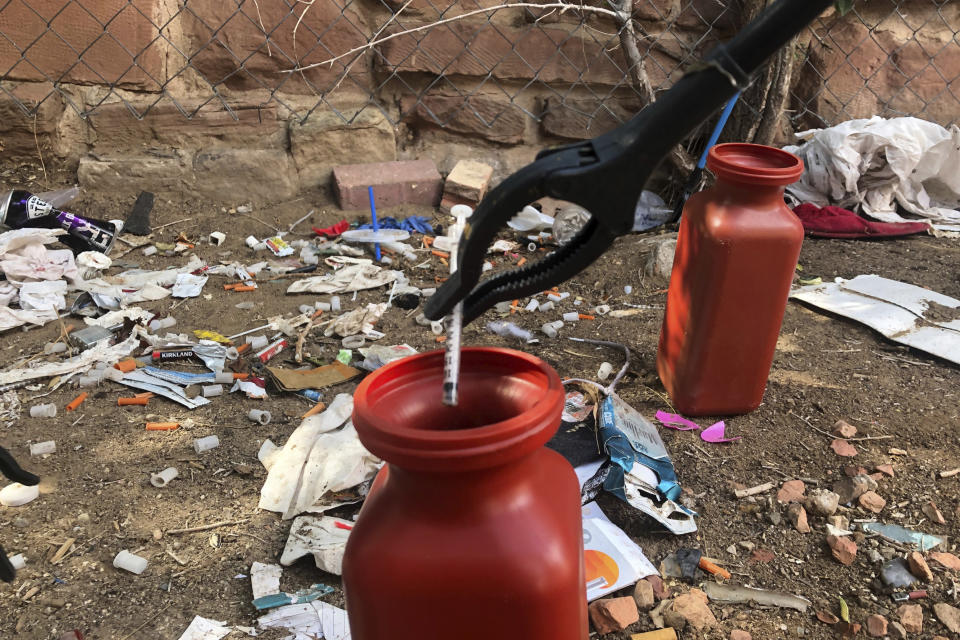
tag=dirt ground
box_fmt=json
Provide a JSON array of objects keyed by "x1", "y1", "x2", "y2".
[{"x1": 1, "y1": 161, "x2": 959, "y2": 640}]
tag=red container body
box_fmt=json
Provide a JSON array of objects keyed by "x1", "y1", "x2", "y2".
[
  {"x1": 657, "y1": 143, "x2": 805, "y2": 416},
  {"x1": 346, "y1": 348, "x2": 588, "y2": 640}
]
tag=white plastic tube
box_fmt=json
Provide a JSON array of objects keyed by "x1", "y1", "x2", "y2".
[
  {"x1": 624, "y1": 285, "x2": 633, "y2": 294},
  {"x1": 563, "y1": 312, "x2": 580, "y2": 322},
  {"x1": 248, "y1": 409, "x2": 271, "y2": 425},
  {"x1": 245, "y1": 235, "x2": 260, "y2": 249},
  {"x1": 430, "y1": 321, "x2": 444, "y2": 336},
  {"x1": 8, "y1": 554, "x2": 25, "y2": 570},
  {"x1": 538, "y1": 301, "x2": 555, "y2": 312},
  {"x1": 142, "y1": 246, "x2": 157, "y2": 257},
  {"x1": 102, "y1": 367, "x2": 125, "y2": 382},
  {"x1": 524, "y1": 299, "x2": 539, "y2": 312},
  {"x1": 331, "y1": 296, "x2": 341, "y2": 312},
  {"x1": 315, "y1": 302, "x2": 331, "y2": 312},
  {"x1": 541, "y1": 323, "x2": 558, "y2": 339},
  {"x1": 150, "y1": 467, "x2": 179, "y2": 488},
  {"x1": 247, "y1": 335, "x2": 268, "y2": 350},
  {"x1": 415, "y1": 313, "x2": 431, "y2": 327},
  {"x1": 342, "y1": 335, "x2": 365, "y2": 349},
  {"x1": 202, "y1": 384, "x2": 223, "y2": 397},
  {"x1": 29, "y1": 441, "x2": 55, "y2": 456},
  {"x1": 113, "y1": 550, "x2": 148, "y2": 575},
  {"x1": 299, "y1": 305, "x2": 314, "y2": 315},
  {"x1": 43, "y1": 342, "x2": 67, "y2": 354},
  {"x1": 29, "y1": 404, "x2": 57, "y2": 418},
  {"x1": 209, "y1": 231, "x2": 226, "y2": 245},
  {"x1": 214, "y1": 371, "x2": 235, "y2": 384},
  {"x1": 148, "y1": 317, "x2": 176, "y2": 332},
  {"x1": 193, "y1": 435, "x2": 220, "y2": 453}
]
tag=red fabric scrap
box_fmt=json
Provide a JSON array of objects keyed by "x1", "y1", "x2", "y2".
[
  {"x1": 793, "y1": 204, "x2": 930, "y2": 239},
  {"x1": 312, "y1": 219, "x2": 350, "y2": 238}
]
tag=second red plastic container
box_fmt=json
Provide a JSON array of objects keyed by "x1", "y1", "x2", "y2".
[
  {"x1": 345, "y1": 347, "x2": 588, "y2": 640},
  {"x1": 657, "y1": 143, "x2": 805, "y2": 416}
]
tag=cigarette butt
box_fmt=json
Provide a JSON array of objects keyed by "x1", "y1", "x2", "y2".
[
  {"x1": 517, "y1": 257, "x2": 527, "y2": 267},
  {"x1": 134, "y1": 392, "x2": 154, "y2": 399},
  {"x1": 118, "y1": 397, "x2": 148, "y2": 407},
  {"x1": 431, "y1": 250, "x2": 450, "y2": 259},
  {"x1": 145, "y1": 422, "x2": 179, "y2": 431},
  {"x1": 435, "y1": 336, "x2": 447, "y2": 343},
  {"x1": 233, "y1": 373, "x2": 250, "y2": 380},
  {"x1": 423, "y1": 236, "x2": 434, "y2": 247},
  {"x1": 301, "y1": 401, "x2": 327, "y2": 419},
  {"x1": 233, "y1": 285, "x2": 257, "y2": 292},
  {"x1": 631, "y1": 629, "x2": 678, "y2": 640},
  {"x1": 698, "y1": 557, "x2": 731, "y2": 580},
  {"x1": 439, "y1": 257, "x2": 449, "y2": 267},
  {"x1": 578, "y1": 313, "x2": 596, "y2": 320},
  {"x1": 65, "y1": 393, "x2": 87, "y2": 412},
  {"x1": 236, "y1": 343, "x2": 251, "y2": 354},
  {"x1": 223, "y1": 283, "x2": 239, "y2": 290},
  {"x1": 114, "y1": 359, "x2": 137, "y2": 373}
]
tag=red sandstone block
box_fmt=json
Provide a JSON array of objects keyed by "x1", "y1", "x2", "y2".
[{"x1": 334, "y1": 160, "x2": 442, "y2": 210}]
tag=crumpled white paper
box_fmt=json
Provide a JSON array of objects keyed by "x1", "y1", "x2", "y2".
[
  {"x1": 281, "y1": 515, "x2": 352, "y2": 575},
  {"x1": 258, "y1": 602, "x2": 351, "y2": 640},
  {"x1": 785, "y1": 116, "x2": 960, "y2": 228},
  {"x1": 324, "y1": 303, "x2": 388, "y2": 338},
  {"x1": 176, "y1": 616, "x2": 232, "y2": 640},
  {"x1": 287, "y1": 257, "x2": 400, "y2": 295},
  {"x1": 172, "y1": 273, "x2": 208, "y2": 298},
  {"x1": 259, "y1": 394, "x2": 381, "y2": 519},
  {"x1": 19, "y1": 280, "x2": 67, "y2": 311}
]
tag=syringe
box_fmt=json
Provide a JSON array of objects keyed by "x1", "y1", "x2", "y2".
[{"x1": 441, "y1": 205, "x2": 473, "y2": 406}]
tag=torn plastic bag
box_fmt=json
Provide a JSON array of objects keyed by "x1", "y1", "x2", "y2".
[
  {"x1": 259, "y1": 394, "x2": 381, "y2": 519},
  {"x1": 192, "y1": 340, "x2": 227, "y2": 372},
  {"x1": 600, "y1": 393, "x2": 697, "y2": 535},
  {"x1": 172, "y1": 273, "x2": 208, "y2": 298},
  {"x1": 287, "y1": 257, "x2": 401, "y2": 295}
]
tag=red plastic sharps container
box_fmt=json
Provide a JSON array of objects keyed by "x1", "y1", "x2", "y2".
[
  {"x1": 657, "y1": 143, "x2": 804, "y2": 416},
  {"x1": 346, "y1": 347, "x2": 588, "y2": 640}
]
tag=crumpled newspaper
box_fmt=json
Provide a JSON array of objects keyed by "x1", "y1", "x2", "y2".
[
  {"x1": 785, "y1": 116, "x2": 960, "y2": 228},
  {"x1": 287, "y1": 257, "x2": 401, "y2": 295}
]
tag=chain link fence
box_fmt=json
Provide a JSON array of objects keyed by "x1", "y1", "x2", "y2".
[{"x1": 0, "y1": 0, "x2": 957, "y2": 152}]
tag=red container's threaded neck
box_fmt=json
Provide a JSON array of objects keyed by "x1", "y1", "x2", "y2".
[
  {"x1": 352, "y1": 348, "x2": 564, "y2": 472},
  {"x1": 707, "y1": 143, "x2": 804, "y2": 187}
]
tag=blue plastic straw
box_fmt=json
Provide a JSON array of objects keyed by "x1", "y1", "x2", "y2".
[
  {"x1": 697, "y1": 90, "x2": 741, "y2": 169},
  {"x1": 368, "y1": 186, "x2": 381, "y2": 261}
]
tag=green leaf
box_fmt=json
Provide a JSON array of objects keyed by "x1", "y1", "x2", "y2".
[
  {"x1": 835, "y1": 0, "x2": 854, "y2": 15},
  {"x1": 839, "y1": 596, "x2": 850, "y2": 623}
]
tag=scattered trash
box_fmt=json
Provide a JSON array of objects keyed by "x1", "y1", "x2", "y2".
[
  {"x1": 259, "y1": 394, "x2": 379, "y2": 518},
  {"x1": 150, "y1": 467, "x2": 179, "y2": 488},
  {"x1": 793, "y1": 204, "x2": 929, "y2": 238},
  {"x1": 29, "y1": 404, "x2": 57, "y2": 418},
  {"x1": 257, "y1": 601, "x2": 350, "y2": 640},
  {"x1": 703, "y1": 582, "x2": 811, "y2": 612},
  {"x1": 862, "y1": 522, "x2": 944, "y2": 551},
  {"x1": 113, "y1": 549, "x2": 148, "y2": 574},
  {"x1": 175, "y1": 616, "x2": 232, "y2": 640},
  {"x1": 0, "y1": 482, "x2": 39, "y2": 506},
  {"x1": 29, "y1": 441, "x2": 55, "y2": 456},
  {"x1": 281, "y1": 515, "x2": 352, "y2": 575},
  {"x1": 252, "y1": 583, "x2": 335, "y2": 611},
  {"x1": 248, "y1": 409, "x2": 271, "y2": 425},
  {"x1": 583, "y1": 501, "x2": 657, "y2": 601},
  {"x1": 0, "y1": 190, "x2": 120, "y2": 254},
  {"x1": 194, "y1": 435, "x2": 220, "y2": 453},
  {"x1": 792, "y1": 275, "x2": 960, "y2": 365},
  {"x1": 507, "y1": 205, "x2": 554, "y2": 232},
  {"x1": 250, "y1": 561, "x2": 283, "y2": 600},
  {"x1": 785, "y1": 116, "x2": 960, "y2": 229}
]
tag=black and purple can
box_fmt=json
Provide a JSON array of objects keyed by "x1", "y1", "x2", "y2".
[{"x1": 0, "y1": 190, "x2": 119, "y2": 254}]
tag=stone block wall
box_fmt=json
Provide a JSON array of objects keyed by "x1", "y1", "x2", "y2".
[{"x1": 0, "y1": 0, "x2": 957, "y2": 204}]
